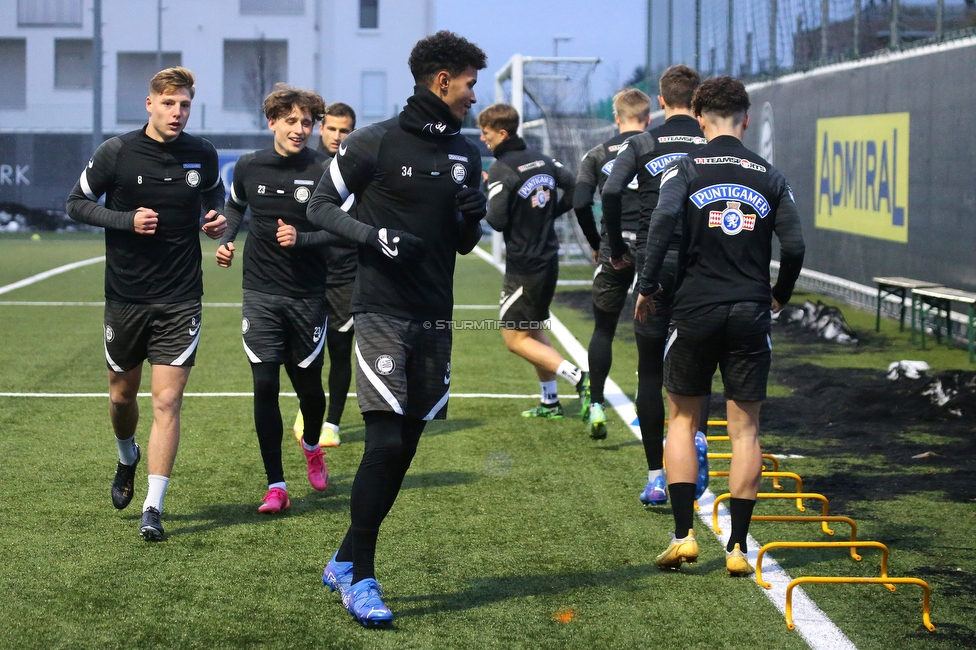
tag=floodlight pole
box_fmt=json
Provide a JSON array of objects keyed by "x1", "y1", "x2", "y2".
[
  {"x1": 645, "y1": 0, "x2": 653, "y2": 92},
  {"x1": 156, "y1": 0, "x2": 163, "y2": 71},
  {"x1": 92, "y1": 0, "x2": 103, "y2": 151}
]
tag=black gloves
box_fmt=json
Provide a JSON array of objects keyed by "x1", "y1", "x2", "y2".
[
  {"x1": 367, "y1": 227, "x2": 426, "y2": 263},
  {"x1": 456, "y1": 186, "x2": 487, "y2": 223}
]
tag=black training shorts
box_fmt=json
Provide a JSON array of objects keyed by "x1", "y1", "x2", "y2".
[
  {"x1": 592, "y1": 233, "x2": 637, "y2": 314},
  {"x1": 353, "y1": 312, "x2": 452, "y2": 420},
  {"x1": 241, "y1": 289, "x2": 328, "y2": 368},
  {"x1": 663, "y1": 301, "x2": 772, "y2": 401},
  {"x1": 103, "y1": 299, "x2": 202, "y2": 372},
  {"x1": 499, "y1": 256, "x2": 558, "y2": 330},
  {"x1": 325, "y1": 280, "x2": 355, "y2": 334},
  {"x1": 633, "y1": 248, "x2": 680, "y2": 339}
]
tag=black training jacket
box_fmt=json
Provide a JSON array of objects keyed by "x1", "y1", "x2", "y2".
[
  {"x1": 221, "y1": 146, "x2": 336, "y2": 298},
  {"x1": 640, "y1": 135, "x2": 805, "y2": 316},
  {"x1": 67, "y1": 126, "x2": 224, "y2": 303},
  {"x1": 306, "y1": 85, "x2": 483, "y2": 321},
  {"x1": 573, "y1": 130, "x2": 643, "y2": 251},
  {"x1": 602, "y1": 115, "x2": 706, "y2": 258},
  {"x1": 484, "y1": 136, "x2": 575, "y2": 275}
]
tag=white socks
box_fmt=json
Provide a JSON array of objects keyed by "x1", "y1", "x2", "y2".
[
  {"x1": 301, "y1": 439, "x2": 320, "y2": 453},
  {"x1": 540, "y1": 381, "x2": 559, "y2": 405},
  {"x1": 268, "y1": 481, "x2": 287, "y2": 492},
  {"x1": 143, "y1": 475, "x2": 170, "y2": 513},
  {"x1": 648, "y1": 469, "x2": 665, "y2": 482},
  {"x1": 556, "y1": 361, "x2": 583, "y2": 386},
  {"x1": 116, "y1": 435, "x2": 138, "y2": 465}
]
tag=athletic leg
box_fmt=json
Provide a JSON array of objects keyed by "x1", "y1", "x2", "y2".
[
  {"x1": 251, "y1": 363, "x2": 285, "y2": 487},
  {"x1": 325, "y1": 327, "x2": 355, "y2": 427},
  {"x1": 108, "y1": 367, "x2": 142, "y2": 509},
  {"x1": 587, "y1": 306, "x2": 620, "y2": 406},
  {"x1": 725, "y1": 398, "x2": 762, "y2": 552}
]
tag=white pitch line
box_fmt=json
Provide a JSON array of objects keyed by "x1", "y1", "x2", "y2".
[
  {"x1": 0, "y1": 256, "x2": 105, "y2": 296},
  {"x1": 0, "y1": 391, "x2": 575, "y2": 399},
  {"x1": 471, "y1": 244, "x2": 854, "y2": 650},
  {"x1": 0, "y1": 301, "x2": 501, "y2": 309}
]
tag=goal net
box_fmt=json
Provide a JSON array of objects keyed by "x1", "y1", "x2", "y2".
[{"x1": 492, "y1": 55, "x2": 615, "y2": 268}]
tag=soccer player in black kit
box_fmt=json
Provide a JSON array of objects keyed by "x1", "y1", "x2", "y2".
[
  {"x1": 574, "y1": 88, "x2": 651, "y2": 439},
  {"x1": 634, "y1": 76, "x2": 804, "y2": 576},
  {"x1": 292, "y1": 101, "x2": 360, "y2": 449},
  {"x1": 478, "y1": 103, "x2": 590, "y2": 423},
  {"x1": 216, "y1": 85, "x2": 337, "y2": 514},
  {"x1": 602, "y1": 65, "x2": 711, "y2": 507},
  {"x1": 306, "y1": 31, "x2": 488, "y2": 627},
  {"x1": 66, "y1": 67, "x2": 226, "y2": 541}
]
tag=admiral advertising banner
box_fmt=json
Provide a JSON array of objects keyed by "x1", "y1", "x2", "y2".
[
  {"x1": 814, "y1": 113, "x2": 909, "y2": 243},
  {"x1": 735, "y1": 40, "x2": 976, "y2": 292}
]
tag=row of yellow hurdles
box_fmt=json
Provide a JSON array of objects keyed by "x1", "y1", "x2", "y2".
[{"x1": 688, "y1": 419, "x2": 936, "y2": 633}]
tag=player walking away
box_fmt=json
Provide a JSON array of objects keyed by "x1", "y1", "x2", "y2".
[
  {"x1": 292, "y1": 101, "x2": 360, "y2": 448},
  {"x1": 574, "y1": 88, "x2": 650, "y2": 439},
  {"x1": 66, "y1": 67, "x2": 226, "y2": 541},
  {"x1": 478, "y1": 104, "x2": 591, "y2": 423},
  {"x1": 306, "y1": 31, "x2": 487, "y2": 627},
  {"x1": 215, "y1": 85, "x2": 339, "y2": 513},
  {"x1": 635, "y1": 76, "x2": 804, "y2": 576},
  {"x1": 603, "y1": 65, "x2": 712, "y2": 506}
]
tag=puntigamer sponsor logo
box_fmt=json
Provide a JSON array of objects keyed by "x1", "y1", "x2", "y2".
[
  {"x1": 690, "y1": 183, "x2": 771, "y2": 218},
  {"x1": 517, "y1": 173, "x2": 555, "y2": 198},
  {"x1": 815, "y1": 112, "x2": 909, "y2": 243}
]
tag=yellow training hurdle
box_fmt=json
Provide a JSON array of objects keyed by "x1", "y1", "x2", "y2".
[
  {"x1": 706, "y1": 453, "x2": 783, "y2": 487},
  {"x1": 786, "y1": 576, "x2": 935, "y2": 632},
  {"x1": 708, "y1": 471, "x2": 804, "y2": 501},
  {"x1": 750, "y1": 515, "x2": 858, "y2": 548},
  {"x1": 754, "y1": 540, "x2": 892, "y2": 589},
  {"x1": 713, "y1": 493, "x2": 832, "y2": 535}
]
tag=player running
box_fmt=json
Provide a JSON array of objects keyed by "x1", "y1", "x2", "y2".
[
  {"x1": 479, "y1": 103, "x2": 591, "y2": 423},
  {"x1": 292, "y1": 101, "x2": 360, "y2": 448},
  {"x1": 574, "y1": 88, "x2": 650, "y2": 438},
  {"x1": 66, "y1": 66, "x2": 226, "y2": 541},
  {"x1": 635, "y1": 76, "x2": 804, "y2": 576},
  {"x1": 306, "y1": 31, "x2": 488, "y2": 627},
  {"x1": 216, "y1": 85, "x2": 339, "y2": 513},
  {"x1": 602, "y1": 65, "x2": 711, "y2": 506}
]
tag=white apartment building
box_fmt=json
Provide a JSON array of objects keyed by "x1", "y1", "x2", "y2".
[{"x1": 0, "y1": 0, "x2": 435, "y2": 133}]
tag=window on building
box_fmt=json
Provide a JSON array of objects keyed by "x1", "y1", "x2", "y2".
[
  {"x1": 0, "y1": 40, "x2": 27, "y2": 109},
  {"x1": 361, "y1": 71, "x2": 386, "y2": 119},
  {"x1": 116, "y1": 52, "x2": 182, "y2": 123},
  {"x1": 55, "y1": 39, "x2": 93, "y2": 90},
  {"x1": 239, "y1": 0, "x2": 304, "y2": 15},
  {"x1": 18, "y1": 0, "x2": 83, "y2": 26},
  {"x1": 359, "y1": 0, "x2": 378, "y2": 29},
  {"x1": 223, "y1": 39, "x2": 288, "y2": 125}
]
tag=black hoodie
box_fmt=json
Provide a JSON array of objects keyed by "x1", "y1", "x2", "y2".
[{"x1": 307, "y1": 86, "x2": 483, "y2": 321}]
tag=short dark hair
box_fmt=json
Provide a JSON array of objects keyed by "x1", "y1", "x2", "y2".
[
  {"x1": 659, "y1": 65, "x2": 701, "y2": 109},
  {"x1": 477, "y1": 103, "x2": 519, "y2": 135},
  {"x1": 324, "y1": 102, "x2": 356, "y2": 128},
  {"x1": 692, "y1": 76, "x2": 750, "y2": 124},
  {"x1": 263, "y1": 83, "x2": 326, "y2": 122},
  {"x1": 408, "y1": 30, "x2": 487, "y2": 86}
]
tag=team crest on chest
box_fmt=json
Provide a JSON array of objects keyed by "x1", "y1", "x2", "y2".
[
  {"x1": 709, "y1": 201, "x2": 756, "y2": 235},
  {"x1": 294, "y1": 186, "x2": 311, "y2": 203},
  {"x1": 531, "y1": 187, "x2": 550, "y2": 208},
  {"x1": 185, "y1": 170, "x2": 201, "y2": 187},
  {"x1": 451, "y1": 163, "x2": 467, "y2": 184}
]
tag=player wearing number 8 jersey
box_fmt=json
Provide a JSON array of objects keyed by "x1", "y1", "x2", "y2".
[{"x1": 66, "y1": 66, "x2": 226, "y2": 541}]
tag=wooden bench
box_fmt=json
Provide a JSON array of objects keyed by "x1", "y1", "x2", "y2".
[
  {"x1": 911, "y1": 286, "x2": 976, "y2": 363},
  {"x1": 872, "y1": 277, "x2": 943, "y2": 333}
]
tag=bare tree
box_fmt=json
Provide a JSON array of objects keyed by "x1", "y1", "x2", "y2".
[{"x1": 243, "y1": 35, "x2": 285, "y2": 129}]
